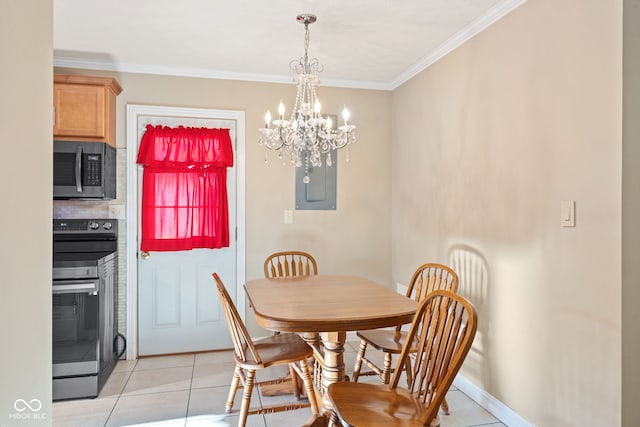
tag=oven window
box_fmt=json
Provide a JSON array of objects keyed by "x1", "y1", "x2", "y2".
[{"x1": 52, "y1": 292, "x2": 98, "y2": 365}]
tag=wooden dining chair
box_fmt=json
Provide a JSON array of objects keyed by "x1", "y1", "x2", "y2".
[
  {"x1": 352, "y1": 263, "x2": 458, "y2": 384},
  {"x1": 212, "y1": 273, "x2": 319, "y2": 427},
  {"x1": 264, "y1": 251, "x2": 318, "y2": 278},
  {"x1": 328, "y1": 290, "x2": 477, "y2": 427},
  {"x1": 352, "y1": 263, "x2": 458, "y2": 414},
  {"x1": 263, "y1": 251, "x2": 320, "y2": 395}
]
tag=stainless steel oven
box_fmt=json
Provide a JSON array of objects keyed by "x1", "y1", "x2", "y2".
[{"x1": 52, "y1": 219, "x2": 118, "y2": 400}]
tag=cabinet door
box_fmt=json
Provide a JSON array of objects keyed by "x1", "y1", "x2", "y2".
[{"x1": 54, "y1": 83, "x2": 107, "y2": 140}]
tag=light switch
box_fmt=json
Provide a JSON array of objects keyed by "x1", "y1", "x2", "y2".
[
  {"x1": 561, "y1": 201, "x2": 575, "y2": 227},
  {"x1": 283, "y1": 210, "x2": 293, "y2": 225}
]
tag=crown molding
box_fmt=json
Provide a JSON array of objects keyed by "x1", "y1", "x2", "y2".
[
  {"x1": 53, "y1": 56, "x2": 291, "y2": 84},
  {"x1": 54, "y1": 0, "x2": 526, "y2": 92},
  {"x1": 53, "y1": 56, "x2": 392, "y2": 91},
  {"x1": 388, "y1": 0, "x2": 527, "y2": 90}
]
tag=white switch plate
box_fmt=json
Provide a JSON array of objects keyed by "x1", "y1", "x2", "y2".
[
  {"x1": 283, "y1": 210, "x2": 293, "y2": 225},
  {"x1": 561, "y1": 201, "x2": 575, "y2": 227}
]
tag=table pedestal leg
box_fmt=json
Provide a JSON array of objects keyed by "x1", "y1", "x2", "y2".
[
  {"x1": 320, "y1": 332, "x2": 346, "y2": 390},
  {"x1": 321, "y1": 331, "x2": 346, "y2": 422},
  {"x1": 302, "y1": 332, "x2": 323, "y2": 391},
  {"x1": 302, "y1": 331, "x2": 346, "y2": 427}
]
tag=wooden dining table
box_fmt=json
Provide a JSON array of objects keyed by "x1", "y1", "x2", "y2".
[{"x1": 245, "y1": 274, "x2": 417, "y2": 426}]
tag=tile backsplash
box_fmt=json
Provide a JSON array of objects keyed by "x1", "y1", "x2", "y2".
[{"x1": 53, "y1": 200, "x2": 110, "y2": 219}]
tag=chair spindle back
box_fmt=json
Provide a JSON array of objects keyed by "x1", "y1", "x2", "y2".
[
  {"x1": 397, "y1": 263, "x2": 458, "y2": 335},
  {"x1": 264, "y1": 251, "x2": 318, "y2": 278},
  {"x1": 391, "y1": 290, "x2": 477, "y2": 424}
]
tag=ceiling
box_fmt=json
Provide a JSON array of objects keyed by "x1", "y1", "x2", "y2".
[{"x1": 53, "y1": 0, "x2": 525, "y2": 91}]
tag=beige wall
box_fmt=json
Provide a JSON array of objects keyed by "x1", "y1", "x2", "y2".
[
  {"x1": 622, "y1": 0, "x2": 640, "y2": 425},
  {"x1": 0, "y1": 0, "x2": 53, "y2": 426},
  {"x1": 391, "y1": 0, "x2": 622, "y2": 425},
  {"x1": 54, "y1": 68, "x2": 392, "y2": 334}
]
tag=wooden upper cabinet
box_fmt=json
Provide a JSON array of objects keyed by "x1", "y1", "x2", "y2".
[{"x1": 53, "y1": 74, "x2": 122, "y2": 147}]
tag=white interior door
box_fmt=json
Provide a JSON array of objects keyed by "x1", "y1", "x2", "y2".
[{"x1": 136, "y1": 113, "x2": 237, "y2": 356}]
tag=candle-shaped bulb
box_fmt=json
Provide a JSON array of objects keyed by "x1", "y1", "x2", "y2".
[
  {"x1": 342, "y1": 107, "x2": 351, "y2": 124},
  {"x1": 314, "y1": 99, "x2": 321, "y2": 114},
  {"x1": 264, "y1": 110, "x2": 271, "y2": 127},
  {"x1": 278, "y1": 102, "x2": 285, "y2": 118},
  {"x1": 326, "y1": 115, "x2": 332, "y2": 129}
]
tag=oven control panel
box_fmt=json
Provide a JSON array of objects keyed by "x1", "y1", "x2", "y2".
[{"x1": 53, "y1": 219, "x2": 117, "y2": 234}]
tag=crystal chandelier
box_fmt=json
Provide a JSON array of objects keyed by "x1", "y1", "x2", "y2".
[{"x1": 258, "y1": 14, "x2": 356, "y2": 183}]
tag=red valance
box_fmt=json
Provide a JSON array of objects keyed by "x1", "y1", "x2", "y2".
[{"x1": 136, "y1": 125, "x2": 234, "y2": 169}]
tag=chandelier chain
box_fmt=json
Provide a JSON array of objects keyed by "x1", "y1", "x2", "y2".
[{"x1": 304, "y1": 22, "x2": 310, "y2": 74}]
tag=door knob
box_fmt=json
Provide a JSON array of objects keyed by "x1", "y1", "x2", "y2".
[{"x1": 141, "y1": 251, "x2": 150, "y2": 260}]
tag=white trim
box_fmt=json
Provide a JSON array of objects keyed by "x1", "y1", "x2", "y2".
[
  {"x1": 53, "y1": 0, "x2": 526, "y2": 92},
  {"x1": 125, "y1": 104, "x2": 246, "y2": 360},
  {"x1": 453, "y1": 374, "x2": 535, "y2": 427},
  {"x1": 388, "y1": 0, "x2": 527, "y2": 89},
  {"x1": 53, "y1": 56, "x2": 391, "y2": 91}
]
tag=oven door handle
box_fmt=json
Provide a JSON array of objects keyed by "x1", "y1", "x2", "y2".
[{"x1": 53, "y1": 283, "x2": 98, "y2": 294}]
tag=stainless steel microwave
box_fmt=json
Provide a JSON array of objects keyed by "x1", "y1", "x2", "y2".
[{"x1": 53, "y1": 141, "x2": 116, "y2": 199}]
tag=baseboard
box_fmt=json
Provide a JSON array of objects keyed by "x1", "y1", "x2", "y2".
[{"x1": 453, "y1": 374, "x2": 534, "y2": 427}]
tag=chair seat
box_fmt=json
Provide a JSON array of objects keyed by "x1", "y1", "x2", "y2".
[
  {"x1": 357, "y1": 330, "x2": 417, "y2": 354},
  {"x1": 328, "y1": 381, "x2": 438, "y2": 427},
  {"x1": 236, "y1": 332, "x2": 314, "y2": 369}
]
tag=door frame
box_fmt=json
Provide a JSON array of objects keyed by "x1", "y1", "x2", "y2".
[{"x1": 125, "y1": 104, "x2": 246, "y2": 360}]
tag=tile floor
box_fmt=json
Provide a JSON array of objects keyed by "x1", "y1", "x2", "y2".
[{"x1": 53, "y1": 341, "x2": 506, "y2": 427}]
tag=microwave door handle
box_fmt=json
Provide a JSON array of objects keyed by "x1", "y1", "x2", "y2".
[{"x1": 75, "y1": 146, "x2": 82, "y2": 193}]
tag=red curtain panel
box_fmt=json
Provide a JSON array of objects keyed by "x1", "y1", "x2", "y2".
[{"x1": 136, "y1": 125, "x2": 234, "y2": 251}]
